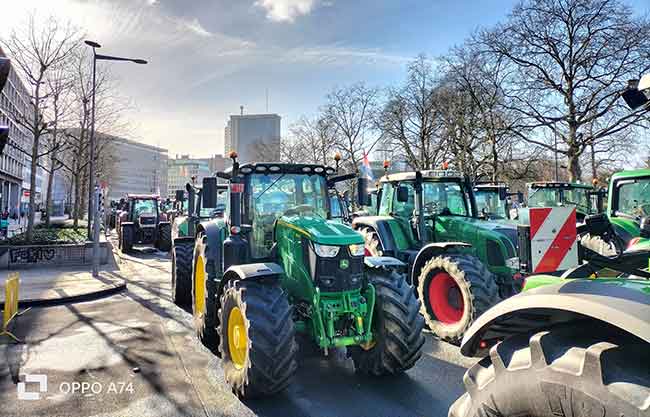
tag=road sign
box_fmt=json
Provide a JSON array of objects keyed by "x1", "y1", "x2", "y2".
[{"x1": 529, "y1": 207, "x2": 578, "y2": 273}]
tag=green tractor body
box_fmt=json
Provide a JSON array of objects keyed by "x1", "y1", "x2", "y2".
[
  {"x1": 177, "y1": 161, "x2": 424, "y2": 398},
  {"x1": 606, "y1": 168, "x2": 650, "y2": 246},
  {"x1": 353, "y1": 170, "x2": 519, "y2": 343}
]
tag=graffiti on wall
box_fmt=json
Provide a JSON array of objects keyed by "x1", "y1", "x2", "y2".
[{"x1": 9, "y1": 247, "x2": 56, "y2": 264}]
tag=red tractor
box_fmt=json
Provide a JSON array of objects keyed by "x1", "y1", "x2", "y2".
[{"x1": 116, "y1": 194, "x2": 172, "y2": 253}]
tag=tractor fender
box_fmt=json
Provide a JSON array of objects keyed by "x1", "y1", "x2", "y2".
[
  {"x1": 220, "y1": 263, "x2": 284, "y2": 295},
  {"x1": 158, "y1": 220, "x2": 171, "y2": 227},
  {"x1": 352, "y1": 216, "x2": 398, "y2": 255},
  {"x1": 173, "y1": 236, "x2": 195, "y2": 246},
  {"x1": 363, "y1": 256, "x2": 406, "y2": 269},
  {"x1": 460, "y1": 279, "x2": 650, "y2": 358},
  {"x1": 410, "y1": 242, "x2": 471, "y2": 286},
  {"x1": 120, "y1": 221, "x2": 135, "y2": 230},
  {"x1": 196, "y1": 220, "x2": 226, "y2": 265}
]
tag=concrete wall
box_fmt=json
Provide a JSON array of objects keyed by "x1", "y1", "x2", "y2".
[{"x1": 0, "y1": 242, "x2": 110, "y2": 270}]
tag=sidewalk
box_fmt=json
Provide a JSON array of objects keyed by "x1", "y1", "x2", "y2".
[{"x1": 0, "y1": 248, "x2": 126, "y2": 307}]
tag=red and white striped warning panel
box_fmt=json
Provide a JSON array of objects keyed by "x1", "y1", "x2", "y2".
[{"x1": 529, "y1": 207, "x2": 578, "y2": 273}]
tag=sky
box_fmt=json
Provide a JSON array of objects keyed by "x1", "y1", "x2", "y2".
[{"x1": 2, "y1": 0, "x2": 649, "y2": 158}]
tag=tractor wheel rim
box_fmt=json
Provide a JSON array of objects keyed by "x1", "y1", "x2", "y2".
[
  {"x1": 228, "y1": 307, "x2": 247, "y2": 369},
  {"x1": 428, "y1": 272, "x2": 464, "y2": 325},
  {"x1": 194, "y1": 255, "x2": 206, "y2": 315}
]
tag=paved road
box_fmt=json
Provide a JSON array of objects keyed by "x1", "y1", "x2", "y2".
[{"x1": 1, "y1": 244, "x2": 475, "y2": 417}]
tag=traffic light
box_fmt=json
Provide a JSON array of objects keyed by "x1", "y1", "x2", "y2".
[
  {"x1": 0, "y1": 57, "x2": 10, "y2": 93},
  {"x1": 0, "y1": 126, "x2": 8, "y2": 155}
]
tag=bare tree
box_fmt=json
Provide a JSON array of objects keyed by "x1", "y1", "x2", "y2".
[
  {"x1": 287, "y1": 116, "x2": 339, "y2": 165},
  {"x1": 380, "y1": 54, "x2": 444, "y2": 170},
  {"x1": 479, "y1": 0, "x2": 650, "y2": 181},
  {"x1": 1, "y1": 13, "x2": 81, "y2": 239}
]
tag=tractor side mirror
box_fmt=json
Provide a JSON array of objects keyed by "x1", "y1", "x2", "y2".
[
  {"x1": 499, "y1": 187, "x2": 508, "y2": 200},
  {"x1": 396, "y1": 186, "x2": 409, "y2": 203},
  {"x1": 357, "y1": 177, "x2": 371, "y2": 207},
  {"x1": 202, "y1": 177, "x2": 218, "y2": 208},
  {"x1": 175, "y1": 189, "x2": 185, "y2": 202},
  {"x1": 641, "y1": 217, "x2": 650, "y2": 239},
  {"x1": 517, "y1": 191, "x2": 524, "y2": 204}
]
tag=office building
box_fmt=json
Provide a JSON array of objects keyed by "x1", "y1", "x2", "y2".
[
  {"x1": 223, "y1": 113, "x2": 281, "y2": 163},
  {"x1": 0, "y1": 46, "x2": 35, "y2": 216},
  {"x1": 167, "y1": 155, "x2": 212, "y2": 197}
]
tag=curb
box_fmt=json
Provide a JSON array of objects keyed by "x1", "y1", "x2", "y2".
[{"x1": 1, "y1": 282, "x2": 127, "y2": 309}]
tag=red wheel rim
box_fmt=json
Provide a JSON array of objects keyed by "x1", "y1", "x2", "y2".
[{"x1": 427, "y1": 272, "x2": 464, "y2": 324}]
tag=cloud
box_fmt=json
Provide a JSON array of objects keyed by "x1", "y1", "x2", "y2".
[
  {"x1": 255, "y1": 0, "x2": 322, "y2": 23},
  {"x1": 179, "y1": 17, "x2": 213, "y2": 37}
]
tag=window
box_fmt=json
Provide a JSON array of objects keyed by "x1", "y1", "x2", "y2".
[
  {"x1": 422, "y1": 182, "x2": 468, "y2": 216},
  {"x1": 617, "y1": 178, "x2": 650, "y2": 218}
]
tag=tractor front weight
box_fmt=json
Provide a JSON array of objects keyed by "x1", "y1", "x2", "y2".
[{"x1": 305, "y1": 285, "x2": 376, "y2": 349}]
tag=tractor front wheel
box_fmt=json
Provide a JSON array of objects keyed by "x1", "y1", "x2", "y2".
[
  {"x1": 350, "y1": 268, "x2": 425, "y2": 375},
  {"x1": 417, "y1": 254, "x2": 499, "y2": 344},
  {"x1": 218, "y1": 280, "x2": 297, "y2": 398},
  {"x1": 192, "y1": 233, "x2": 219, "y2": 353},
  {"x1": 120, "y1": 225, "x2": 134, "y2": 253},
  {"x1": 157, "y1": 223, "x2": 172, "y2": 252},
  {"x1": 172, "y1": 241, "x2": 193, "y2": 310},
  {"x1": 449, "y1": 326, "x2": 650, "y2": 417}
]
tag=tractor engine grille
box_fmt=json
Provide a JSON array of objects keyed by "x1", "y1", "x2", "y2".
[
  {"x1": 139, "y1": 215, "x2": 156, "y2": 227},
  {"x1": 141, "y1": 228, "x2": 155, "y2": 243},
  {"x1": 305, "y1": 240, "x2": 363, "y2": 292}
]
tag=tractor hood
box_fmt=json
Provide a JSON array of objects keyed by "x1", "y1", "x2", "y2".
[
  {"x1": 278, "y1": 214, "x2": 364, "y2": 246},
  {"x1": 455, "y1": 217, "x2": 518, "y2": 241}
]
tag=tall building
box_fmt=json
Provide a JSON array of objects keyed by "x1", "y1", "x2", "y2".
[
  {"x1": 0, "y1": 46, "x2": 35, "y2": 216},
  {"x1": 223, "y1": 113, "x2": 281, "y2": 163},
  {"x1": 101, "y1": 134, "x2": 168, "y2": 201},
  {"x1": 167, "y1": 155, "x2": 212, "y2": 197}
]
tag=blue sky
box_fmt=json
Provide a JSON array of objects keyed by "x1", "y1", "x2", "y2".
[{"x1": 3, "y1": 0, "x2": 649, "y2": 157}]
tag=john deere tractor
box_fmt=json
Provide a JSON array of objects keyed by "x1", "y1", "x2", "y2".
[
  {"x1": 353, "y1": 170, "x2": 521, "y2": 343},
  {"x1": 171, "y1": 182, "x2": 227, "y2": 309},
  {"x1": 180, "y1": 157, "x2": 425, "y2": 398},
  {"x1": 449, "y1": 213, "x2": 650, "y2": 417},
  {"x1": 116, "y1": 194, "x2": 171, "y2": 253}
]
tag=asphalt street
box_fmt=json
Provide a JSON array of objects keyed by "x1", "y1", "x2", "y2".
[{"x1": 1, "y1": 242, "x2": 476, "y2": 417}]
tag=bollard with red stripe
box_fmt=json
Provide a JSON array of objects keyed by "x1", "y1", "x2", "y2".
[{"x1": 529, "y1": 207, "x2": 579, "y2": 273}]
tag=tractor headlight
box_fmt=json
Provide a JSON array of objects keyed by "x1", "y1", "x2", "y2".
[
  {"x1": 313, "y1": 243, "x2": 340, "y2": 258},
  {"x1": 348, "y1": 243, "x2": 365, "y2": 257}
]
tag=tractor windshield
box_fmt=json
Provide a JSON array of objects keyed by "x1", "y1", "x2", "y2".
[
  {"x1": 529, "y1": 187, "x2": 593, "y2": 214},
  {"x1": 379, "y1": 180, "x2": 469, "y2": 218},
  {"x1": 617, "y1": 177, "x2": 650, "y2": 218},
  {"x1": 475, "y1": 190, "x2": 506, "y2": 219},
  {"x1": 133, "y1": 199, "x2": 157, "y2": 217},
  {"x1": 248, "y1": 173, "x2": 329, "y2": 258}
]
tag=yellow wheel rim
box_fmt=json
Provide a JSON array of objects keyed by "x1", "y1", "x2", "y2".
[
  {"x1": 194, "y1": 255, "x2": 206, "y2": 316},
  {"x1": 228, "y1": 307, "x2": 248, "y2": 369}
]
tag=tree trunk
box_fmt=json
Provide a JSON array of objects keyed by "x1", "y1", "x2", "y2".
[
  {"x1": 26, "y1": 80, "x2": 42, "y2": 241},
  {"x1": 45, "y1": 166, "x2": 54, "y2": 228},
  {"x1": 73, "y1": 172, "x2": 81, "y2": 228},
  {"x1": 568, "y1": 152, "x2": 582, "y2": 182}
]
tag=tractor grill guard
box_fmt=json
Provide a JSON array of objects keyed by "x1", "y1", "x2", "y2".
[{"x1": 140, "y1": 228, "x2": 156, "y2": 243}]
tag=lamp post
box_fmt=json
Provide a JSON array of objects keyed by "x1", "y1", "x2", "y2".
[{"x1": 84, "y1": 40, "x2": 147, "y2": 276}]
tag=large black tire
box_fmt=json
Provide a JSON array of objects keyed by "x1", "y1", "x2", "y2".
[
  {"x1": 192, "y1": 233, "x2": 219, "y2": 353},
  {"x1": 449, "y1": 326, "x2": 650, "y2": 417},
  {"x1": 417, "y1": 254, "x2": 500, "y2": 344},
  {"x1": 218, "y1": 280, "x2": 298, "y2": 398},
  {"x1": 350, "y1": 268, "x2": 425, "y2": 375},
  {"x1": 120, "y1": 225, "x2": 134, "y2": 253},
  {"x1": 171, "y1": 241, "x2": 193, "y2": 309},
  {"x1": 157, "y1": 223, "x2": 172, "y2": 252}
]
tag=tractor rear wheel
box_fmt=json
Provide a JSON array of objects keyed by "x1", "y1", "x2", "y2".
[
  {"x1": 172, "y1": 241, "x2": 193, "y2": 310},
  {"x1": 157, "y1": 223, "x2": 172, "y2": 252},
  {"x1": 417, "y1": 254, "x2": 499, "y2": 344},
  {"x1": 192, "y1": 233, "x2": 219, "y2": 353},
  {"x1": 449, "y1": 326, "x2": 650, "y2": 417},
  {"x1": 350, "y1": 268, "x2": 425, "y2": 375},
  {"x1": 218, "y1": 280, "x2": 297, "y2": 398},
  {"x1": 120, "y1": 225, "x2": 134, "y2": 253}
]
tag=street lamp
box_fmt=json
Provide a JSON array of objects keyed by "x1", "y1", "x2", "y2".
[
  {"x1": 85, "y1": 40, "x2": 147, "y2": 277},
  {"x1": 85, "y1": 40, "x2": 147, "y2": 240}
]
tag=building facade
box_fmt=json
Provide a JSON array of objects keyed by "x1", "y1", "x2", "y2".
[
  {"x1": 167, "y1": 155, "x2": 212, "y2": 197},
  {"x1": 102, "y1": 134, "x2": 168, "y2": 201},
  {"x1": 223, "y1": 113, "x2": 281, "y2": 163},
  {"x1": 0, "y1": 46, "x2": 34, "y2": 216}
]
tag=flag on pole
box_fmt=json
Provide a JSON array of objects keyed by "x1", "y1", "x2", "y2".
[{"x1": 361, "y1": 150, "x2": 374, "y2": 180}]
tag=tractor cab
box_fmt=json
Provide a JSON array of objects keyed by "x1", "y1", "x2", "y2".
[
  {"x1": 125, "y1": 194, "x2": 161, "y2": 228},
  {"x1": 527, "y1": 182, "x2": 603, "y2": 222},
  {"x1": 116, "y1": 194, "x2": 172, "y2": 253},
  {"x1": 473, "y1": 183, "x2": 523, "y2": 220},
  {"x1": 607, "y1": 169, "x2": 650, "y2": 245}
]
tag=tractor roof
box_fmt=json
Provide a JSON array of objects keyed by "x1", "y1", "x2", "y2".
[
  {"x1": 527, "y1": 181, "x2": 594, "y2": 190},
  {"x1": 474, "y1": 182, "x2": 509, "y2": 191},
  {"x1": 380, "y1": 170, "x2": 464, "y2": 183},
  {"x1": 127, "y1": 194, "x2": 160, "y2": 200},
  {"x1": 231, "y1": 162, "x2": 337, "y2": 176},
  {"x1": 610, "y1": 168, "x2": 650, "y2": 182}
]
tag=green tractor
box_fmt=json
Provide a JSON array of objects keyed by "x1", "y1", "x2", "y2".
[
  {"x1": 449, "y1": 215, "x2": 650, "y2": 417},
  {"x1": 473, "y1": 182, "x2": 523, "y2": 221},
  {"x1": 353, "y1": 170, "x2": 521, "y2": 343},
  {"x1": 171, "y1": 182, "x2": 227, "y2": 309},
  {"x1": 527, "y1": 181, "x2": 604, "y2": 222},
  {"x1": 182, "y1": 157, "x2": 425, "y2": 398}
]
